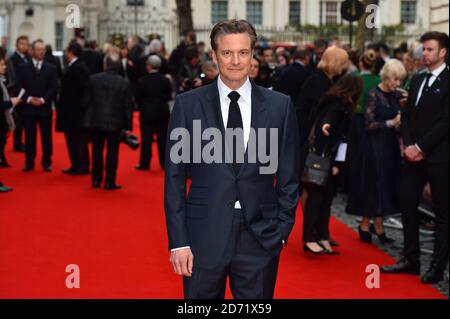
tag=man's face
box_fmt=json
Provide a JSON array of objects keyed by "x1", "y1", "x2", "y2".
[
  {"x1": 17, "y1": 39, "x2": 29, "y2": 55},
  {"x1": 32, "y1": 42, "x2": 45, "y2": 61},
  {"x1": 422, "y1": 40, "x2": 447, "y2": 68},
  {"x1": 263, "y1": 49, "x2": 274, "y2": 63},
  {"x1": 212, "y1": 33, "x2": 253, "y2": 87}
]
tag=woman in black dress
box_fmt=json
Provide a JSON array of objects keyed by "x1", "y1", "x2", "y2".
[
  {"x1": 302, "y1": 75, "x2": 363, "y2": 255},
  {"x1": 349, "y1": 59, "x2": 407, "y2": 244}
]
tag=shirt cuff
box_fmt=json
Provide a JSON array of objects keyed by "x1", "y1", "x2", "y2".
[
  {"x1": 40, "y1": 98, "x2": 45, "y2": 104},
  {"x1": 415, "y1": 144, "x2": 424, "y2": 154},
  {"x1": 27, "y1": 97, "x2": 32, "y2": 103},
  {"x1": 171, "y1": 246, "x2": 190, "y2": 252}
]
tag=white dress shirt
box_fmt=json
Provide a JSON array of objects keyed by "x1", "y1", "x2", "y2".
[
  {"x1": 68, "y1": 57, "x2": 78, "y2": 67},
  {"x1": 171, "y1": 76, "x2": 253, "y2": 252},
  {"x1": 26, "y1": 59, "x2": 45, "y2": 105},
  {"x1": 415, "y1": 62, "x2": 447, "y2": 106}
]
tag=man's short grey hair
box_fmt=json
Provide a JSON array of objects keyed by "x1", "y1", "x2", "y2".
[
  {"x1": 104, "y1": 53, "x2": 121, "y2": 72},
  {"x1": 147, "y1": 54, "x2": 162, "y2": 70},
  {"x1": 148, "y1": 39, "x2": 162, "y2": 54}
]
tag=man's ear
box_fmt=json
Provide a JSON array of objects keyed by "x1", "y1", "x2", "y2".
[
  {"x1": 211, "y1": 50, "x2": 218, "y2": 64},
  {"x1": 439, "y1": 48, "x2": 448, "y2": 60}
]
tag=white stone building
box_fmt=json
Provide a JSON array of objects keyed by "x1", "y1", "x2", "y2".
[{"x1": 0, "y1": 0, "x2": 448, "y2": 52}]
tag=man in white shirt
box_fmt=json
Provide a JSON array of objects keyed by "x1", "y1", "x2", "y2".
[{"x1": 165, "y1": 19, "x2": 299, "y2": 299}]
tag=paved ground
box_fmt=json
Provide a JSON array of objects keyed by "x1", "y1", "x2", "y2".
[{"x1": 331, "y1": 193, "x2": 449, "y2": 298}]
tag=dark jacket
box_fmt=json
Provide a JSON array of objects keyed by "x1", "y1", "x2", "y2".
[
  {"x1": 295, "y1": 69, "x2": 333, "y2": 147},
  {"x1": 273, "y1": 62, "x2": 313, "y2": 105},
  {"x1": 83, "y1": 71, "x2": 133, "y2": 132},
  {"x1": 311, "y1": 96, "x2": 353, "y2": 159},
  {"x1": 135, "y1": 72, "x2": 172, "y2": 123},
  {"x1": 165, "y1": 80, "x2": 299, "y2": 269},
  {"x1": 56, "y1": 59, "x2": 91, "y2": 132},
  {"x1": 17, "y1": 60, "x2": 58, "y2": 116},
  {"x1": 401, "y1": 66, "x2": 449, "y2": 164},
  {"x1": 80, "y1": 48, "x2": 104, "y2": 75},
  {"x1": 9, "y1": 51, "x2": 30, "y2": 95}
]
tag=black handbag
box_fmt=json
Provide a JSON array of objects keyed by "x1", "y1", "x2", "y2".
[
  {"x1": 119, "y1": 131, "x2": 140, "y2": 151},
  {"x1": 301, "y1": 122, "x2": 332, "y2": 187}
]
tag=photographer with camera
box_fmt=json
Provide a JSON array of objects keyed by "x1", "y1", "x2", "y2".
[
  {"x1": 176, "y1": 45, "x2": 203, "y2": 93},
  {"x1": 83, "y1": 53, "x2": 133, "y2": 191}
]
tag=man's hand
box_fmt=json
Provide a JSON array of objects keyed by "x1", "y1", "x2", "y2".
[
  {"x1": 404, "y1": 145, "x2": 424, "y2": 162},
  {"x1": 11, "y1": 97, "x2": 21, "y2": 108},
  {"x1": 170, "y1": 248, "x2": 194, "y2": 277},
  {"x1": 30, "y1": 97, "x2": 44, "y2": 107},
  {"x1": 193, "y1": 78, "x2": 202, "y2": 88},
  {"x1": 331, "y1": 166, "x2": 339, "y2": 176}
]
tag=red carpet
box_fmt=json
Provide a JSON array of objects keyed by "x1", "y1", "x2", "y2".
[{"x1": 0, "y1": 115, "x2": 446, "y2": 299}]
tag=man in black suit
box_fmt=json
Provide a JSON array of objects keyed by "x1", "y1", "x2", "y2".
[
  {"x1": 165, "y1": 20, "x2": 299, "y2": 299},
  {"x1": 9, "y1": 35, "x2": 31, "y2": 152},
  {"x1": 80, "y1": 40, "x2": 104, "y2": 75},
  {"x1": 135, "y1": 55, "x2": 172, "y2": 171},
  {"x1": 56, "y1": 41, "x2": 91, "y2": 175},
  {"x1": 17, "y1": 39, "x2": 58, "y2": 172},
  {"x1": 273, "y1": 49, "x2": 312, "y2": 105},
  {"x1": 83, "y1": 54, "x2": 133, "y2": 190},
  {"x1": 382, "y1": 32, "x2": 449, "y2": 284}
]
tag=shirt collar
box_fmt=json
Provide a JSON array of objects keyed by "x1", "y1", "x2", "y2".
[
  {"x1": 428, "y1": 63, "x2": 447, "y2": 77},
  {"x1": 217, "y1": 75, "x2": 252, "y2": 104},
  {"x1": 16, "y1": 51, "x2": 26, "y2": 59},
  {"x1": 68, "y1": 57, "x2": 78, "y2": 67},
  {"x1": 32, "y1": 58, "x2": 42, "y2": 67}
]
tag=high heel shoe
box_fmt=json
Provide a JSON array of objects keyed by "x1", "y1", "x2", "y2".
[
  {"x1": 358, "y1": 226, "x2": 372, "y2": 244},
  {"x1": 317, "y1": 241, "x2": 340, "y2": 255},
  {"x1": 303, "y1": 243, "x2": 325, "y2": 255},
  {"x1": 370, "y1": 224, "x2": 395, "y2": 244}
]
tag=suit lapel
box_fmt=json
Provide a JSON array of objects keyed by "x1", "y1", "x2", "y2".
[
  {"x1": 417, "y1": 67, "x2": 448, "y2": 107},
  {"x1": 200, "y1": 80, "x2": 234, "y2": 175},
  {"x1": 237, "y1": 81, "x2": 268, "y2": 177}
]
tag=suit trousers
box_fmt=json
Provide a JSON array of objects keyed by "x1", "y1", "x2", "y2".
[
  {"x1": 302, "y1": 174, "x2": 337, "y2": 242},
  {"x1": 64, "y1": 129, "x2": 90, "y2": 171},
  {"x1": 139, "y1": 120, "x2": 167, "y2": 170},
  {"x1": 399, "y1": 160, "x2": 449, "y2": 271},
  {"x1": 91, "y1": 130, "x2": 120, "y2": 184},
  {"x1": 24, "y1": 110, "x2": 53, "y2": 167},
  {"x1": 183, "y1": 209, "x2": 280, "y2": 299},
  {"x1": 13, "y1": 107, "x2": 25, "y2": 149}
]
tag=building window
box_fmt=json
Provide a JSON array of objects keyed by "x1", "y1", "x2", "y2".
[
  {"x1": 401, "y1": 0, "x2": 416, "y2": 24},
  {"x1": 289, "y1": 1, "x2": 301, "y2": 26},
  {"x1": 55, "y1": 21, "x2": 64, "y2": 51},
  {"x1": 320, "y1": 1, "x2": 341, "y2": 25},
  {"x1": 246, "y1": 1, "x2": 263, "y2": 26},
  {"x1": 211, "y1": 0, "x2": 228, "y2": 25}
]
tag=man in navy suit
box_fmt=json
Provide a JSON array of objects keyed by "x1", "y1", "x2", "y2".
[{"x1": 164, "y1": 20, "x2": 299, "y2": 299}]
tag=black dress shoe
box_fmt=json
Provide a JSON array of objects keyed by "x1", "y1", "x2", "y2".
[
  {"x1": 14, "y1": 145, "x2": 26, "y2": 152},
  {"x1": 381, "y1": 258, "x2": 420, "y2": 275},
  {"x1": 0, "y1": 157, "x2": 11, "y2": 168},
  {"x1": 74, "y1": 168, "x2": 90, "y2": 175},
  {"x1": 62, "y1": 168, "x2": 77, "y2": 174},
  {"x1": 43, "y1": 166, "x2": 52, "y2": 172},
  {"x1": 136, "y1": 165, "x2": 150, "y2": 171},
  {"x1": 370, "y1": 224, "x2": 395, "y2": 244},
  {"x1": 421, "y1": 267, "x2": 445, "y2": 284},
  {"x1": 104, "y1": 183, "x2": 121, "y2": 191},
  {"x1": 92, "y1": 181, "x2": 101, "y2": 189},
  {"x1": 22, "y1": 166, "x2": 34, "y2": 172},
  {"x1": 358, "y1": 226, "x2": 373, "y2": 244},
  {"x1": 0, "y1": 182, "x2": 13, "y2": 193}
]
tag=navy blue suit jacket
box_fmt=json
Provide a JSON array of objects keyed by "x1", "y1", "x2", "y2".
[{"x1": 164, "y1": 79, "x2": 299, "y2": 269}]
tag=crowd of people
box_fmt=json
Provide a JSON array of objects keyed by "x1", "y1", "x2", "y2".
[{"x1": 0, "y1": 27, "x2": 448, "y2": 285}]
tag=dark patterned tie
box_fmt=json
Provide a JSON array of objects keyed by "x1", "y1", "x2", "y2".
[{"x1": 226, "y1": 91, "x2": 243, "y2": 175}]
